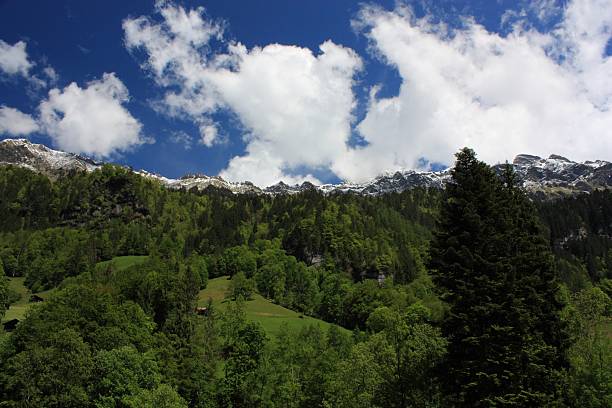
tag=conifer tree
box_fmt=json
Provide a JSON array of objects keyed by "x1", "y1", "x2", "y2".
[
  {"x1": 0, "y1": 262, "x2": 8, "y2": 319},
  {"x1": 429, "y1": 148, "x2": 569, "y2": 407}
]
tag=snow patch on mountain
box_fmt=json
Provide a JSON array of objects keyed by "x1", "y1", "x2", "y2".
[
  {"x1": 0, "y1": 139, "x2": 610, "y2": 196},
  {"x1": 0, "y1": 138, "x2": 100, "y2": 177}
]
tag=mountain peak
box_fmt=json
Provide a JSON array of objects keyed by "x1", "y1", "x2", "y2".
[
  {"x1": 0, "y1": 138, "x2": 100, "y2": 178},
  {"x1": 0, "y1": 139, "x2": 610, "y2": 197},
  {"x1": 513, "y1": 154, "x2": 542, "y2": 166},
  {"x1": 548, "y1": 154, "x2": 570, "y2": 162}
]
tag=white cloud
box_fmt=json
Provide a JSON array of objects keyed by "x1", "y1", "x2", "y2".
[
  {"x1": 552, "y1": 0, "x2": 612, "y2": 109},
  {"x1": 0, "y1": 39, "x2": 60, "y2": 92},
  {"x1": 38, "y1": 73, "x2": 146, "y2": 158},
  {"x1": 0, "y1": 106, "x2": 39, "y2": 136},
  {"x1": 334, "y1": 0, "x2": 612, "y2": 181},
  {"x1": 169, "y1": 130, "x2": 194, "y2": 149},
  {"x1": 123, "y1": 1, "x2": 223, "y2": 111},
  {"x1": 0, "y1": 40, "x2": 33, "y2": 77},
  {"x1": 125, "y1": 0, "x2": 612, "y2": 185},
  {"x1": 124, "y1": 2, "x2": 362, "y2": 186},
  {"x1": 43, "y1": 66, "x2": 59, "y2": 85},
  {"x1": 198, "y1": 123, "x2": 218, "y2": 147},
  {"x1": 27, "y1": 76, "x2": 47, "y2": 90},
  {"x1": 214, "y1": 40, "x2": 362, "y2": 186},
  {"x1": 221, "y1": 140, "x2": 321, "y2": 186}
]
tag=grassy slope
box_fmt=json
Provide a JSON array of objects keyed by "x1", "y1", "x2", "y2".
[
  {"x1": 3, "y1": 256, "x2": 149, "y2": 323},
  {"x1": 5, "y1": 257, "x2": 606, "y2": 340},
  {"x1": 4, "y1": 257, "x2": 345, "y2": 337},
  {"x1": 198, "y1": 276, "x2": 349, "y2": 336},
  {"x1": 2, "y1": 277, "x2": 56, "y2": 322},
  {"x1": 95, "y1": 255, "x2": 149, "y2": 272}
]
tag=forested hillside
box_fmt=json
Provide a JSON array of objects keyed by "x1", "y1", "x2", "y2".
[
  {"x1": 0, "y1": 152, "x2": 610, "y2": 407},
  {"x1": 538, "y1": 190, "x2": 612, "y2": 289}
]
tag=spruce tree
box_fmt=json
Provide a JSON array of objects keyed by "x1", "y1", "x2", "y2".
[
  {"x1": 0, "y1": 261, "x2": 8, "y2": 320},
  {"x1": 430, "y1": 148, "x2": 569, "y2": 407}
]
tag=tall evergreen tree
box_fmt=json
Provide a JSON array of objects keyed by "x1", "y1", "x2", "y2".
[
  {"x1": 0, "y1": 261, "x2": 8, "y2": 319},
  {"x1": 429, "y1": 148, "x2": 569, "y2": 407}
]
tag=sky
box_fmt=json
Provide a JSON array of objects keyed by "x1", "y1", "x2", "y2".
[{"x1": 0, "y1": 0, "x2": 611, "y2": 186}]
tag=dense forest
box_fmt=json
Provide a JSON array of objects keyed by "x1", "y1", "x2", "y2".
[{"x1": 0, "y1": 149, "x2": 610, "y2": 407}]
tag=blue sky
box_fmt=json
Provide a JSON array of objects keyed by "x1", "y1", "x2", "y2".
[{"x1": 0, "y1": 0, "x2": 611, "y2": 186}]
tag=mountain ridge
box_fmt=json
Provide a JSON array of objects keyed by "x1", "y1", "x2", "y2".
[{"x1": 1, "y1": 138, "x2": 610, "y2": 197}]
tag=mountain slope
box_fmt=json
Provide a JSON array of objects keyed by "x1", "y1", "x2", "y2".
[
  {"x1": 509, "y1": 154, "x2": 612, "y2": 197},
  {"x1": 0, "y1": 138, "x2": 100, "y2": 178},
  {"x1": 1, "y1": 138, "x2": 610, "y2": 196}
]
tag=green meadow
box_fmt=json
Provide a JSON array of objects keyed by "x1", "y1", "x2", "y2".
[
  {"x1": 94, "y1": 255, "x2": 149, "y2": 272},
  {"x1": 4, "y1": 259, "x2": 348, "y2": 339},
  {"x1": 198, "y1": 276, "x2": 349, "y2": 337},
  {"x1": 2, "y1": 277, "x2": 56, "y2": 322},
  {"x1": 3, "y1": 256, "x2": 148, "y2": 323}
]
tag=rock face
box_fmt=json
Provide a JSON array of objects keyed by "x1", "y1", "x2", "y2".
[
  {"x1": 0, "y1": 138, "x2": 100, "y2": 178},
  {"x1": 503, "y1": 154, "x2": 612, "y2": 197},
  {"x1": 301, "y1": 169, "x2": 450, "y2": 196},
  {"x1": 168, "y1": 174, "x2": 263, "y2": 195},
  {"x1": 1, "y1": 138, "x2": 610, "y2": 197}
]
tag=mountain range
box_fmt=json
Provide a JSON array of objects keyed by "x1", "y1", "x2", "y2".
[{"x1": 1, "y1": 138, "x2": 610, "y2": 197}]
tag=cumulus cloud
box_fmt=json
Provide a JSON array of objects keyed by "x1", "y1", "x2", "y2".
[
  {"x1": 554, "y1": 0, "x2": 612, "y2": 109},
  {"x1": 221, "y1": 140, "x2": 321, "y2": 186},
  {"x1": 124, "y1": 2, "x2": 362, "y2": 186},
  {"x1": 529, "y1": 0, "x2": 563, "y2": 23},
  {"x1": 335, "y1": 0, "x2": 612, "y2": 181},
  {"x1": 125, "y1": 0, "x2": 612, "y2": 185},
  {"x1": 0, "y1": 106, "x2": 39, "y2": 136},
  {"x1": 199, "y1": 123, "x2": 218, "y2": 147},
  {"x1": 38, "y1": 73, "x2": 146, "y2": 158},
  {"x1": 212, "y1": 41, "x2": 362, "y2": 186},
  {"x1": 0, "y1": 39, "x2": 60, "y2": 92},
  {"x1": 0, "y1": 40, "x2": 33, "y2": 77},
  {"x1": 123, "y1": 1, "x2": 223, "y2": 117}
]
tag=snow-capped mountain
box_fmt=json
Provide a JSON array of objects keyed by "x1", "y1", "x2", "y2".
[
  {"x1": 0, "y1": 138, "x2": 101, "y2": 178},
  {"x1": 264, "y1": 169, "x2": 451, "y2": 196},
  {"x1": 507, "y1": 154, "x2": 612, "y2": 196},
  {"x1": 1, "y1": 138, "x2": 610, "y2": 197},
  {"x1": 167, "y1": 174, "x2": 263, "y2": 194}
]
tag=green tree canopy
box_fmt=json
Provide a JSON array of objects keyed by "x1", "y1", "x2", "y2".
[{"x1": 429, "y1": 148, "x2": 569, "y2": 406}]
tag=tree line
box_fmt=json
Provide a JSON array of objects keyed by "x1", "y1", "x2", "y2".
[{"x1": 0, "y1": 150, "x2": 609, "y2": 407}]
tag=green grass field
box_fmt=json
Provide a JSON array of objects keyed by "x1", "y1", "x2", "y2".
[
  {"x1": 2, "y1": 277, "x2": 56, "y2": 322},
  {"x1": 3, "y1": 256, "x2": 148, "y2": 324},
  {"x1": 198, "y1": 276, "x2": 349, "y2": 336},
  {"x1": 3, "y1": 259, "x2": 345, "y2": 338},
  {"x1": 95, "y1": 255, "x2": 149, "y2": 272}
]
